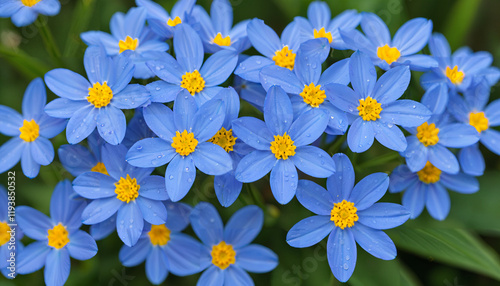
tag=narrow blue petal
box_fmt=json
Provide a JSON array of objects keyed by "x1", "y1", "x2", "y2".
[
  {"x1": 350, "y1": 173, "x2": 389, "y2": 211},
  {"x1": 11, "y1": 6, "x2": 37, "y2": 27},
  {"x1": 143, "y1": 103, "x2": 176, "y2": 141},
  {"x1": 322, "y1": 102, "x2": 348, "y2": 134},
  {"x1": 225, "y1": 265, "x2": 254, "y2": 286},
  {"x1": 197, "y1": 266, "x2": 224, "y2": 286},
  {"x1": 0, "y1": 0, "x2": 22, "y2": 18},
  {"x1": 459, "y1": 144, "x2": 484, "y2": 176},
  {"x1": 97, "y1": 106, "x2": 126, "y2": 145},
  {"x1": 44, "y1": 248, "x2": 71, "y2": 286},
  {"x1": 481, "y1": 129, "x2": 500, "y2": 155},
  {"x1": 237, "y1": 244, "x2": 278, "y2": 273},
  {"x1": 281, "y1": 21, "x2": 301, "y2": 51},
  {"x1": 296, "y1": 38, "x2": 330, "y2": 69},
  {"x1": 307, "y1": 1, "x2": 331, "y2": 29},
  {"x1": 192, "y1": 99, "x2": 225, "y2": 141},
  {"x1": 147, "y1": 81, "x2": 182, "y2": 104},
  {"x1": 420, "y1": 72, "x2": 446, "y2": 90},
  {"x1": 349, "y1": 51, "x2": 377, "y2": 98},
  {"x1": 212, "y1": 87, "x2": 240, "y2": 128},
  {"x1": 127, "y1": 138, "x2": 176, "y2": 168},
  {"x1": 247, "y1": 19, "x2": 281, "y2": 58},
  {"x1": 146, "y1": 52, "x2": 183, "y2": 84},
  {"x1": 164, "y1": 201, "x2": 191, "y2": 232},
  {"x1": 112, "y1": 84, "x2": 150, "y2": 109},
  {"x1": 270, "y1": 159, "x2": 298, "y2": 204},
  {"x1": 347, "y1": 118, "x2": 374, "y2": 153},
  {"x1": 425, "y1": 183, "x2": 450, "y2": 220},
  {"x1": 327, "y1": 153, "x2": 354, "y2": 201},
  {"x1": 137, "y1": 197, "x2": 167, "y2": 225},
  {"x1": 402, "y1": 182, "x2": 426, "y2": 219},
  {"x1": 136, "y1": 0, "x2": 169, "y2": 20},
  {"x1": 231, "y1": 117, "x2": 273, "y2": 150},
  {"x1": 358, "y1": 203, "x2": 410, "y2": 230},
  {"x1": 351, "y1": 223, "x2": 396, "y2": 260},
  {"x1": 110, "y1": 12, "x2": 126, "y2": 40},
  {"x1": 485, "y1": 99, "x2": 500, "y2": 126},
  {"x1": 380, "y1": 100, "x2": 431, "y2": 128},
  {"x1": 439, "y1": 124, "x2": 479, "y2": 148},
  {"x1": 389, "y1": 165, "x2": 418, "y2": 193},
  {"x1": 234, "y1": 56, "x2": 274, "y2": 83},
  {"x1": 403, "y1": 136, "x2": 428, "y2": 172},
  {"x1": 296, "y1": 180, "x2": 332, "y2": 215},
  {"x1": 67, "y1": 230, "x2": 98, "y2": 260},
  {"x1": 100, "y1": 143, "x2": 130, "y2": 180},
  {"x1": 0, "y1": 138, "x2": 24, "y2": 174},
  {"x1": 211, "y1": 0, "x2": 233, "y2": 35},
  {"x1": 174, "y1": 24, "x2": 204, "y2": 72},
  {"x1": 17, "y1": 241, "x2": 50, "y2": 274},
  {"x1": 398, "y1": 54, "x2": 438, "y2": 72},
  {"x1": 146, "y1": 247, "x2": 169, "y2": 285},
  {"x1": 51, "y1": 180, "x2": 86, "y2": 230},
  {"x1": 429, "y1": 33, "x2": 451, "y2": 60},
  {"x1": 235, "y1": 150, "x2": 275, "y2": 183},
  {"x1": 440, "y1": 173, "x2": 479, "y2": 194},
  {"x1": 90, "y1": 215, "x2": 116, "y2": 241},
  {"x1": 82, "y1": 197, "x2": 122, "y2": 225},
  {"x1": 371, "y1": 66, "x2": 410, "y2": 104},
  {"x1": 259, "y1": 66, "x2": 303, "y2": 94},
  {"x1": 58, "y1": 145, "x2": 95, "y2": 177},
  {"x1": 44, "y1": 69, "x2": 91, "y2": 100},
  {"x1": 119, "y1": 238, "x2": 150, "y2": 266},
  {"x1": 66, "y1": 106, "x2": 98, "y2": 144},
  {"x1": 17, "y1": 206, "x2": 52, "y2": 240},
  {"x1": 324, "y1": 83, "x2": 360, "y2": 115},
  {"x1": 201, "y1": 50, "x2": 238, "y2": 86},
  {"x1": 21, "y1": 144, "x2": 40, "y2": 178},
  {"x1": 139, "y1": 175, "x2": 169, "y2": 200},
  {"x1": 173, "y1": 90, "x2": 197, "y2": 132},
  {"x1": 392, "y1": 18, "x2": 432, "y2": 55},
  {"x1": 0, "y1": 106, "x2": 22, "y2": 136},
  {"x1": 372, "y1": 121, "x2": 407, "y2": 152},
  {"x1": 84, "y1": 46, "x2": 113, "y2": 85},
  {"x1": 165, "y1": 155, "x2": 196, "y2": 201},
  {"x1": 339, "y1": 29, "x2": 376, "y2": 57},
  {"x1": 428, "y1": 145, "x2": 459, "y2": 174},
  {"x1": 288, "y1": 108, "x2": 328, "y2": 146},
  {"x1": 264, "y1": 86, "x2": 293, "y2": 135},
  {"x1": 360, "y1": 12, "x2": 390, "y2": 47},
  {"x1": 190, "y1": 202, "x2": 223, "y2": 246},
  {"x1": 327, "y1": 228, "x2": 356, "y2": 283},
  {"x1": 318, "y1": 58, "x2": 350, "y2": 86},
  {"x1": 30, "y1": 137, "x2": 54, "y2": 165},
  {"x1": 117, "y1": 202, "x2": 144, "y2": 247},
  {"x1": 193, "y1": 86, "x2": 224, "y2": 107},
  {"x1": 292, "y1": 146, "x2": 335, "y2": 177},
  {"x1": 22, "y1": 78, "x2": 46, "y2": 120},
  {"x1": 287, "y1": 215, "x2": 334, "y2": 248},
  {"x1": 223, "y1": 205, "x2": 262, "y2": 248},
  {"x1": 421, "y1": 83, "x2": 448, "y2": 114},
  {"x1": 44, "y1": 98, "x2": 88, "y2": 119},
  {"x1": 37, "y1": 114, "x2": 67, "y2": 139},
  {"x1": 171, "y1": 0, "x2": 195, "y2": 19},
  {"x1": 165, "y1": 233, "x2": 209, "y2": 275},
  {"x1": 214, "y1": 172, "x2": 243, "y2": 207},
  {"x1": 192, "y1": 142, "x2": 232, "y2": 175}
]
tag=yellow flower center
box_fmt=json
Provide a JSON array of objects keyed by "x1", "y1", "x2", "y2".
[
  {"x1": 213, "y1": 33, "x2": 231, "y2": 46},
  {"x1": 300, "y1": 83, "x2": 326, "y2": 108},
  {"x1": 469, "y1": 111, "x2": 489, "y2": 133},
  {"x1": 313, "y1": 27, "x2": 332, "y2": 44},
  {"x1": 330, "y1": 200, "x2": 358, "y2": 230},
  {"x1": 180, "y1": 70, "x2": 205, "y2": 95},
  {"x1": 417, "y1": 161, "x2": 441, "y2": 184},
  {"x1": 272, "y1": 46, "x2": 296, "y2": 70},
  {"x1": 91, "y1": 162, "x2": 109, "y2": 175},
  {"x1": 357, "y1": 96, "x2": 382, "y2": 121},
  {"x1": 114, "y1": 174, "x2": 140, "y2": 203},
  {"x1": 172, "y1": 130, "x2": 198, "y2": 156},
  {"x1": 47, "y1": 223, "x2": 70, "y2": 250},
  {"x1": 118, "y1": 36, "x2": 139, "y2": 54},
  {"x1": 0, "y1": 221, "x2": 10, "y2": 246},
  {"x1": 446, "y1": 66, "x2": 465, "y2": 85},
  {"x1": 167, "y1": 16, "x2": 182, "y2": 27},
  {"x1": 87, "y1": 81, "x2": 113, "y2": 108},
  {"x1": 148, "y1": 224, "x2": 171, "y2": 246},
  {"x1": 19, "y1": 119, "x2": 39, "y2": 142},
  {"x1": 270, "y1": 132, "x2": 296, "y2": 160},
  {"x1": 21, "y1": 0, "x2": 40, "y2": 7},
  {"x1": 211, "y1": 241, "x2": 236, "y2": 270},
  {"x1": 377, "y1": 44, "x2": 401, "y2": 65},
  {"x1": 416, "y1": 122, "x2": 439, "y2": 147},
  {"x1": 208, "y1": 127, "x2": 237, "y2": 152}
]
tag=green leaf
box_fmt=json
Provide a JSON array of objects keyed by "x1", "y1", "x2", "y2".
[
  {"x1": 443, "y1": 0, "x2": 481, "y2": 49},
  {"x1": 388, "y1": 226, "x2": 500, "y2": 281},
  {"x1": 0, "y1": 45, "x2": 51, "y2": 79}
]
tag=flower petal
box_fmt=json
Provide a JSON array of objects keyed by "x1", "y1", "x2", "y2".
[
  {"x1": 0, "y1": 106, "x2": 22, "y2": 136},
  {"x1": 234, "y1": 56, "x2": 274, "y2": 83},
  {"x1": 292, "y1": 146, "x2": 335, "y2": 177},
  {"x1": 347, "y1": 118, "x2": 374, "y2": 153},
  {"x1": 232, "y1": 117, "x2": 273, "y2": 150},
  {"x1": 438, "y1": 124, "x2": 479, "y2": 148},
  {"x1": 357, "y1": 203, "x2": 410, "y2": 230},
  {"x1": 67, "y1": 230, "x2": 98, "y2": 260},
  {"x1": 190, "y1": 202, "x2": 223, "y2": 246},
  {"x1": 349, "y1": 51, "x2": 377, "y2": 98},
  {"x1": 349, "y1": 173, "x2": 389, "y2": 211},
  {"x1": 264, "y1": 85, "x2": 294, "y2": 135},
  {"x1": 97, "y1": 106, "x2": 126, "y2": 145},
  {"x1": 139, "y1": 175, "x2": 169, "y2": 200},
  {"x1": 117, "y1": 201, "x2": 144, "y2": 247},
  {"x1": 327, "y1": 153, "x2": 355, "y2": 201},
  {"x1": 428, "y1": 144, "x2": 459, "y2": 174},
  {"x1": 259, "y1": 65, "x2": 303, "y2": 94},
  {"x1": 192, "y1": 99, "x2": 225, "y2": 141},
  {"x1": 351, "y1": 223, "x2": 396, "y2": 260},
  {"x1": 17, "y1": 206, "x2": 52, "y2": 240},
  {"x1": 201, "y1": 50, "x2": 238, "y2": 86},
  {"x1": 146, "y1": 247, "x2": 169, "y2": 285},
  {"x1": 66, "y1": 105, "x2": 98, "y2": 144},
  {"x1": 237, "y1": 244, "x2": 278, "y2": 273},
  {"x1": 371, "y1": 66, "x2": 410, "y2": 104},
  {"x1": 165, "y1": 155, "x2": 196, "y2": 202},
  {"x1": 440, "y1": 173, "x2": 479, "y2": 194},
  {"x1": 235, "y1": 151, "x2": 275, "y2": 183},
  {"x1": 288, "y1": 108, "x2": 328, "y2": 146},
  {"x1": 372, "y1": 121, "x2": 407, "y2": 152},
  {"x1": 0, "y1": 138, "x2": 24, "y2": 174},
  {"x1": 425, "y1": 183, "x2": 450, "y2": 221},
  {"x1": 82, "y1": 197, "x2": 122, "y2": 225},
  {"x1": 118, "y1": 237, "x2": 150, "y2": 267},
  {"x1": 17, "y1": 241, "x2": 50, "y2": 274},
  {"x1": 270, "y1": 159, "x2": 298, "y2": 204},
  {"x1": 192, "y1": 142, "x2": 232, "y2": 175},
  {"x1": 165, "y1": 233, "x2": 209, "y2": 275},
  {"x1": 223, "y1": 205, "x2": 263, "y2": 248},
  {"x1": 45, "y1": 68, "x2": 91, "y2": 100},
  {"x1": 173, "y1": 90, "x2": 197, "y2": 132},
  {"x1": 198, "y1": 266, "x2": 224, "y2": 286},
  {"x1": 44, "y1": 248, "x2": 71, "y2": 286},
  {"x1": 327, "y1": 228, "x2": 356, "y2": 283},
  {"x1": 247, "y1": 19, "x2": 281, "y2": 58},
  {"x1": 287, "y1": 215, "x2": 334, "y2": 248},
  {"x1": 392, "y1": 18, "x2": 432, "y2": 55},
  {"x1": 402, "y1": 182, "x2": 426, "y2": 219},
  {"x1": 126, "y1": 138, "x2": 176, "y2": 168},
  {"x1": 136, "y1": 197, "x2": 167, "y2": 225},
  {"x1": 174, "y1": 24, "x2": 204, "y2": 72},
  {"x1": 458, "y1": 144, "x2": 484, "y2": 177},
  {"x1": 30, "y1": 137, "x2": 54, "y2": 165},
  {"x1": 50, "y1": 180, "x2": 86, "y2": 230},
  {"x1": 402, "y1": 136, "x2": 428, "y2": 172}
]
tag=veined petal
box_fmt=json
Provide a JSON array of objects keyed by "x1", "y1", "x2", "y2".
[
  {"x1": 339, "y1": 29, "x2": 376, "y2": 57},
  {"x1": 237, "y1": 244, "x2": 278, "y2": 273},
  {"x1": 380, "y1": 100, "x2": 431, "y2": 128},
  {"x1": 22, "y1": 78, "x2": 46, "y2": 120},
  {"x1": 232, "y1": 117, "x2": 273, "y2": 150},
  {"x1": 259, "y1": 65, "x2": 303, "y2": 94},
  {"x1": 143, "y1": 103, "x2": 176, "y2": 141},
  {"x1": 292, "y1": 146, "x2": 335, "y2": 177},
  {"x1": 402, "y1": 182, "x2": 426, "y2": 219},
  {"x1": 347, "y1": 118, "x2": 374, "y2": 153},
  {"x1": 174, "y1": 24, "x2": 204, "y2": 72},
  {"x1": 165, "y1": 233, "x2": 209, "y2": 275},
  {"x1": 351, "y1": 223, "x2": 396, "y2": 260},
  {"x1": 136, "y1": 197, "x2": 167, "y2": 225},
  {"x1": 428, "y1": 145, "x2": 460, "y2": 174},
  {"x1": 287, "y1": 215, "x2": 334, "y2": 248},
  {"x1": 44, "y1": 98, "x2": 89, "y2": 119},
  {"x1": 173, "y1": 90, "x2": 197, "y2": 132},
  {"x1": 127, "y1": 138, "x2": 176, "y2": 168},
  {"x1": 97, "y1": 106, "x2": 126, "y2": 145},
  {"x1": 165, "y1": 155, "x2": 196, "y2": 202},
  {"x1": 324, "y1": 83, "x2": 360, "y2": 115},
  {"x1": 481, "y1": 129, "x2": 500, "y2": 156},
  {"x1": 264, "y1": 85, "x2": 293, "y2": 135},
  {"x1": 192, "y1": 99, "x2": 225, "y2": 141},
  {"x1": 327, "y1": 153, "x2": 355, "y2": 201},
  {"x1": 67, "y1": 230, "x2": 98, "y2": 260},
  {"x1": 82, "y1": 197, "x2": 122, "y2": 225},
  {"x1": 438, "y1": 124, "x2": 479, "y2": 148},
  {"x1": 349, "y1": 51, "x2": 377, "y2": 98},
  {"x1": 392, "y1": 18, "x2": 432, "y2": 55},
  {"x1": 17, "y1": 206, "x2": 52, "y2": 240},
  {"x1": 421, "y1": 83, "x2": 448, "y2": 115},
  {"x1": 327, "y1": 228, "x2": 356, "y2": 283},
  {"x1": 112, "y1": 84, "x2": 150, "y2": 109},
  {"x1": 403, "y1": 136, "x2": 429, "y2": 172},
  {"x1": 17, "y1": 241, "x2": 50, "y2": 274},
  {"x1": 0, "y1": 138, "x2": 23, "y2": 174},
  {"x1": 147, "y1": 81, "x2": 182, "y2": 103},
  {"x1": 458, "y1": 144, "x2": 484, "y2": 176},
  {"x1": 389, "y1": 165, "x2": 418, "y2": 193},
  {"x1": 296, "y1": 180, "x2": 333, "y2": 215},
  {"x1": 247, "y1": 18, "x2": 281, "y2": 58},
  {"x1": 45, "y1": 69, "x2": 91, "y2": 100},
  {"x1": 119, "y1": 237, "x2": 150, "y2": 266},
  {"x1": 190, "y1": 202, "x2": 223, "y2": 246},
  {"x1": 198, "y1": 266, "x2": 224, "y2": 286},
  {"x1": 307, "y1": 1, "x2": 330, "y2": 29},
  {"x1": 360, "y1": 13, "x2": 390, "y2": 47},
  {"x1": 318, "y1": 58, "x2": 350, "y2": 86},
  {"x1": 50, "y1": 180, "x2": 86, "y2": 230},
  {"x1": 288, "y1": 108, "x2": 328, "y2": 146},
  {"x1": 224, "y1": 205, "x2": 263, "y2": 248},
  {"x1": 66, "y1": 106, "x2": 98, "y2": 144},
  {"x1": 146, "y1": 52, "x2": 183, "y2": 84},
  {"x1": 357, "y1": 203, "x2": 410, "y2": 230},
  {"x1": 270, "y1": 159, "x2": 298, "y2": 204},
  {"x1": 235, "y1": 151, "x2": 275, "y2": 183},
  {"x1": 372, "y1": 121, "x2": 407, "y2": 152},
  {"x1": 44, "y1": 248, "x2": 71, "y2": 286},
  {"x1": 116, "y1": 202, "x2": 144, "y2": 247},
  {"x1": 146, "y1": 246, "x2": 169, "y2": 285},
  {"x1": 350, "y1": 173, "x2": 389, "y2": 211},
  {"x1": 440, "y1": 173, "x2": 479, "y2": 194},
  {"x1": 234, "y1": 56, "x2": 274, "y2": 83},
  {"x1": 425, "y1": 183, "x2": 450, "y2": 221},
  {"x1": 30, "y1": 137, "x2": 54, "y2": 165},
  {"x1": 0, "y1": 106, "x2": 22, "y2": 136},
  {"x1": 73, "y1": 172, "x2": 117, "y2": 199},
  {"x1": 192, "y1": 142, "x2": 233, "y2": 175},
  {"x1": 371, "y1": 66, "x2": 410, "y2": 104},
  {"x1": 201, "y1": 50, "x2": 238, "y2": 86}
]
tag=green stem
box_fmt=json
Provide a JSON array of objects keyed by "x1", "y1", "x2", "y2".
[
  {"x1": 64, "y1": 0, "x2": 96, "y2": 57},
  {"x1": 357, "y1": 152, "x2": 401, "y2": 170},
  {"x1": 36, "y1": 18, "x2": 64, "y2": 67},
  {"x1": 327, "y1": 134, "x2": 346, "y2": 155},
  {"x1": 0, "y1": 44, "x2": 50, "y2": 79}
]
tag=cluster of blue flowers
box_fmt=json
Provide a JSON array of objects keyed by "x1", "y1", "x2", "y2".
[{"x1": 1, "y1": 0, "x2": 499, "y2": 285}]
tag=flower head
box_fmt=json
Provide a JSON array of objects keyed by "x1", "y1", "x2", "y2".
[
  {"x1": 0, "y1": 78, "x2": 66, "y2": 178},
  {"x1": 287, "y1": 153, "x2": 410, "y2": 282},
  {"x1": 0, "y1": 0, "x2": 60, "y2": 27}
]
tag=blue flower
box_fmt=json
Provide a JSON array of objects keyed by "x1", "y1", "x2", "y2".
[
  {"x1": 235, "y1": 18, "x2": 301, "y2": 83},
  {"x1": 448, "y1": 80, "x2": 500, "y2": 176},
  {"x1": 0, "y1": 185, "x2": 24, "y2": 279},
  {"x1": 401, "y1": 114, "x2": 479, "y2": 174},
  {"x1": 260, "y1": 39, "x2": 350, "y2": 135},
  {"x1": 0, "y1": 0, "x2": 60, "y2": 27},
  {"x1": 17, "y1": 180, "x2": 98, "y2": 286},
  {"x1": 146, "y1": 23, "x2": 238, "y2": 106},
  {"x1": 73, "y1": 143, "x2": 168, "y2": 247},
  {"x1": 80, "y1": 7, "x2": 169, "y2": 79},
  {"x1": 287, "y1": 153, "x2": 410, "y2": 282},
  {"x1": 126, "y1": 91, "x2": 232, "y2": 202},
  {"x1": 136, "y1": 0, "x2": 195, "y2": 39},
  {"x1": 58, "y1": 130, "x2": 106, "y2": 177},
  {"x1": 44, "y1": 46, "x2": 150, "y2": 145},
  {"x1": 420, "y1": 33, "x2": 500, "y2": 113},
  {"x1": 341, "y1": 12, "x2": 437, "y2": 71},
  {"x1": 119, "y1": 201, "x2": 205, "y2": 285},
  {"x1": 190, "y1": 202, "x2": 278, "y2": 285},
  {"x1": 233, "y1": 85, "x2": 336, "y2": 204},
  {"x1": 390, "y1": 162, "x2": 478, "y2": 220},
  {"x1": 0, "y1": 78, "x2": 66, "y2": 178},
  {"x1": 294, "y1": 1, "x2": 361, "y2": 50},
  {"x1": 327, "y1": 51, "x2": 431, "y2": 153},
  {"x1": 190, "y1": 0, "x2": 251, "y2": 53}
]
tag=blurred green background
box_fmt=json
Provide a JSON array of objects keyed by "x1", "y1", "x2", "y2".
[{"x1": 1, "y1": 0, "x2": 500, "y2": 285}]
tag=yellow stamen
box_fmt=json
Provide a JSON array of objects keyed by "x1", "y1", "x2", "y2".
[
  {"x1": 208, "y1": 127, "x2": 237, "y2": 152},
  {"x1": 167, "y1": 16, "x2": 182, "y2": 27},
  {"x1": 416, "y1": 122, "x2": 439, "y2": 147},
  {"x1": 213, "y1": 33, "x2": 231, "y2": 46},
  {"x1": 47, "y1": 223, "x2": 70, "y2": 249},
  {"x1": 114, "y1": 174, "x2": 140, "y2": 203},
  {"x1": 377, "y1": 44, "x2": 401, "y2": 65},
  {"x1": 0, "y1": 222, "x2": 10, "y2": 246},
  {"x1": 148, "y1": 224, "x2": 171, "y2": 246},
  {"x1": 87, "y1": 81, "x2": 113, "y2": 108},
  {"x1": 172, "y1": 130, "x2": 198, "y2": 156},
  {"x1": 118, "y1": 36, "x2": 139, "y2": 54},
  {"x1": 357, "y1": 96, "x2": 382, "y2": 121},
  {"x1": 272, "y1": 46, "x2": 296, "y2": 70},
  {"x1": 469, "y1": 111, "x2": 489, "y2": 133},
  {"x1": 446, "y1": 66, "x2": 465, "y2": 85},
  {"x1": 313, "y1": 27, "x2": 332, "y2": 44},
  {"x1": 330, "y1": 200, "x2": 358, "y2": 229},
  {"x1": 19, "y1": 119, "x2": 39, "y2": 142},
  {"x1": 211, "y1": 241, "x2": 236, "y2": 270},
  {"x1": 417, "y1": 161, "x2": 441, "y2": 184},
  {"x1": 180, "y1": 70, "x2": 205, "y2": 95},
  {"x1": 21, "y1": 0, "x2": 40, "y2": 7},
  {"x1": 270, "y1": 132, "x2": 296, "y2": 160},
  {"x1": 91, "y1": 162, "x2": 109, "y2": 175},
  {"x1": 300, "y1": 83, "x2": 326, "y2": 108}
]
